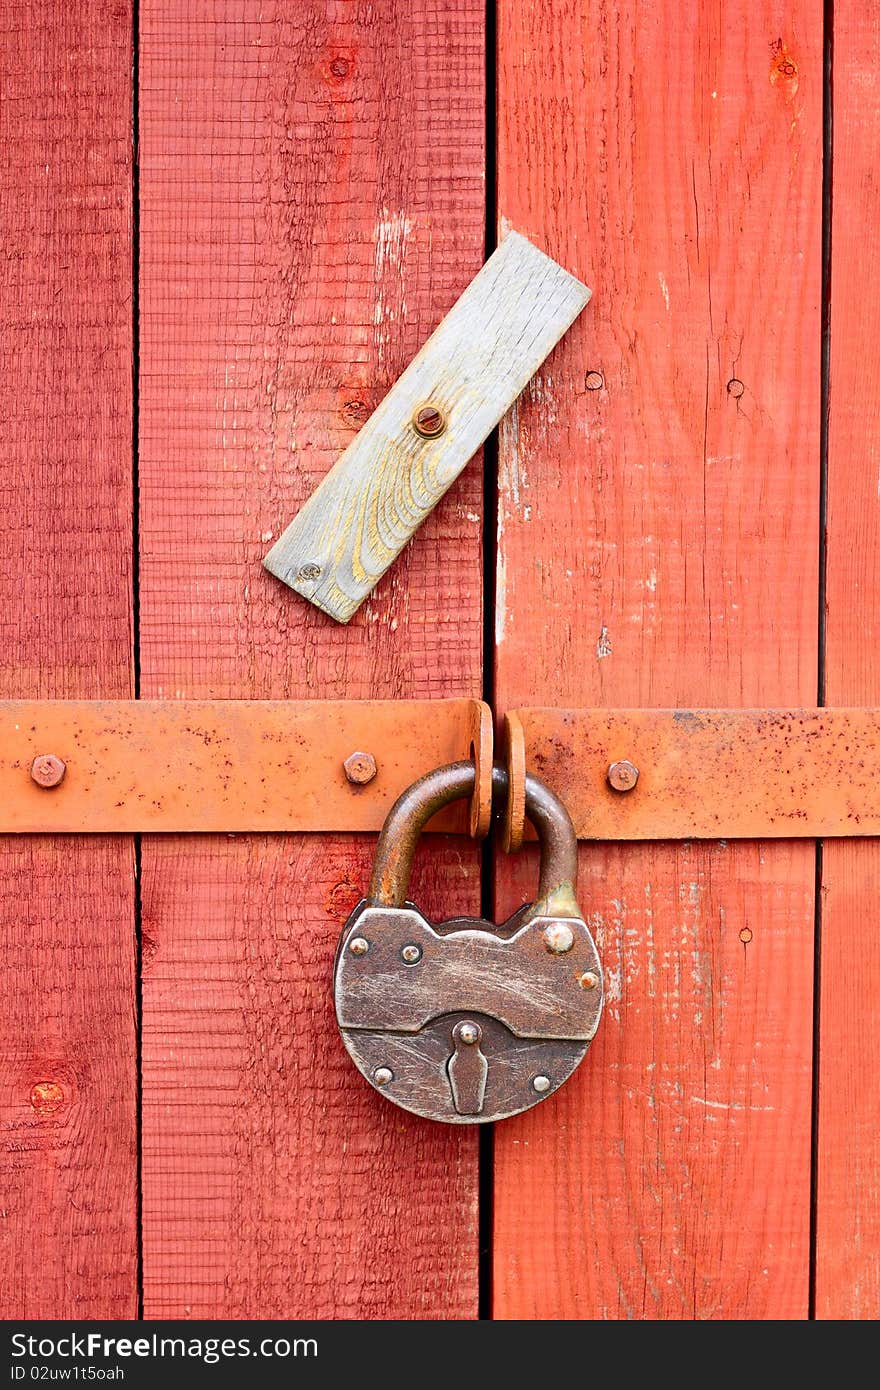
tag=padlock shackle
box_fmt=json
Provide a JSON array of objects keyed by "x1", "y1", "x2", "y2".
[{"x1": 367, "y1": 761, "x2": 579, "y2": 915}]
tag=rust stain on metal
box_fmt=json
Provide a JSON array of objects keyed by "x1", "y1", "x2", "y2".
[
  {"x1": 0, "y1": 699, "x2": 489, "y2": 834},
  {"x1": 515, "y1": 707, "x2": 880, "y2": 840}
]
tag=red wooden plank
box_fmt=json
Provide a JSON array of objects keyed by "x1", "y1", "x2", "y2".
[
  {"x1": 817, "y1": 3, "x2": 880, "y2": 1320},
  {"x1": 138, "y1": 2, "x2": 485, "y2": 1317},
  {"x1": 0, "y1": 2, "x2": 136, "y2": 1317},
  {"x1": 494, "y1": 0, "x2": 822, "y2": 1317}
]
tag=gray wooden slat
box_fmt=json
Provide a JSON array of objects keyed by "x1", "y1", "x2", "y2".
[{"x1": 263, "y1": 231, "x2": 591, "y2": 622}]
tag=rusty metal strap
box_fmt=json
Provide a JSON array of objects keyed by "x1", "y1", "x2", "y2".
[
  {"x1": 0, "y1": 700, "x2": 491, "y2": 834},
  {"x1": 512, "y1": 707, "x2": 880, "y2": 840},
  {"x1": 5, "y1": 701, "x2": 878, "y2": 840}
]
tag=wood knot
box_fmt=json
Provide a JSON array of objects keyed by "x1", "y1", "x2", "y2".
[
  {"x1": 30, "y1": 1080, "x2": 65, "y2": 1114},
  {"x1": 340, "y1": 398, "x2": 371, "y2": 428},
  {"x1": 321, "y1": 51, "x2": 356, "y2": 87},
  {"x1": 326, "y1": 875, "x2": 361, "y2": 921},
  {"x1": 770, "y1": 40, "x2": 799, "y2": 94}
]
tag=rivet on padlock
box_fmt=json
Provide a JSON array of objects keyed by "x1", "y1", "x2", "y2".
[{"x1": 333, "y1": 761, "x2": 604, "y2": 1124}]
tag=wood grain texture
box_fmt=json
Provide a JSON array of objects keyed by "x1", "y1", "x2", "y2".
[
  {"x1": 138, "y1": 1, "x2": 484, "y2": 1318},
  {"x1": 816, "y1": 3, "x2": 880, "y2": 1320},
  {"x1": 265, "y1": 232, "x2": 589, "y2": 621},
  {"x1": 0, "y1": 1, "x2": 137, "y2": 1317},
  {"x1": 494, "y1": 0, "x2": 822, "y2": 1318}
]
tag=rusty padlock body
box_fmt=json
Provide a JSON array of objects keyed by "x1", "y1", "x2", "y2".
[{"x1": 334, "y1": 762, "x2": 603, "y2": 1123}]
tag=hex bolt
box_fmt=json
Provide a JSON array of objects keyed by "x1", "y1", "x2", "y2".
[
  {"x1": 607, "y1": 759, "x2": 639, "y2": 792},
  {"x1": 349, "y1": 937, "x2": 369, "y2": 957},
  {"x1": 344, "y1": 751, "x2": 377, "y2": 786},
  {"x1": 401, "y1": 943, "x2": 422, "y2": 965},
  {"x1": 457, "y1": 1021, "x2": 480, "y2": 1046},
  {"x1": 578, "y1": 971, "x2": 600, "y2": 991},
  {"x1": 30, "y1": 755, "x2": 66, "y2": 789},
  {"x1": 374, "y1": 1067, "x2": 393, "y2": 1087},
  {"x1": 542, "y1": 921, "x2": 575, "y2": 954},
  {"x1": 532, "y1": 1075, "x2": 551, "y2": 1094},
  {"x1": 412, "y1": 404, "x2": 446, "y2": 439}
]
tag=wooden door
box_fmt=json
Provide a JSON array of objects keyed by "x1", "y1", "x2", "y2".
[{"x1": 1, "y1": 0, "x2": 877, "y2": 1321}]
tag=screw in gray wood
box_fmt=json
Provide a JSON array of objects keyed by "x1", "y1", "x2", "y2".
[{"x1": 412, "y1": 404, "x2": 446, "y2": 438}]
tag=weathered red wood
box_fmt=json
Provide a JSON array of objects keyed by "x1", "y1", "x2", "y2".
[
  {"x1": 138, "y1": 2, "x2": 484, "y2": 1317},
  {"x1": 494, "y1": 0, "x2": 822, "y2": 1317},
  {"x1": 817, "y1": 3, "x2": 880, "y2": 1320},
  {"x1": 0, "y1": 2, "x2": 137, "y2": 1317}
]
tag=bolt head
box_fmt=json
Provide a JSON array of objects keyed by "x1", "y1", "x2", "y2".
[
  {"x1": 401, "y1": 943, "x2": 422, "y2": 965},
  {"x1": 607, "y1": 759, "x2": 639, "y2": 792},
  {"x1": 374, "y1": 1067, "x2": 393, "y2": 1087},
  {"x1": 349, "y1": 937, "x2": 369, "y2": 957},
  {"x1": 30, "y1": 754, "x2": 66, "y2": 788},
  {"x1": 412, "y1": 404, "x2": 446, "y2": 439},
  {"x1": 343, "y1": 751, "x2": 377, "y2": 785},
  {"x1": 578, "y1": 971, "x2": 600, "y2": 991},
  {"x1": 457, "y1": 1021, "x2": 480, "y2": 1046},
  {"x1": 532, "y1": 1075, "x2": 551, "y2": 1094},
  {"x1": 542, "y1": 921, "x2": 575, "y2": 954}
]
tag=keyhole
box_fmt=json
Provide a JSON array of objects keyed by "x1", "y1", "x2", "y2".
[{"x1": 446, "y1": 1019, "x2": 488, "y2": 1116}]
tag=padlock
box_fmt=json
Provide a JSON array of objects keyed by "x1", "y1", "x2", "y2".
[{"x1": 333, "y1": 761, "x2": 603, "y2": 1123}]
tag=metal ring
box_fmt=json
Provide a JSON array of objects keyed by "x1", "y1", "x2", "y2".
[
  {"x1": 468, "y1": 700, "x2": 494, "y2": 840},
  {"x1": 502, "y1": 710, "x2": 526, "y2": 852},
  {"x1": 367, "y1": 760, "x2": 578, "y2": 908}
]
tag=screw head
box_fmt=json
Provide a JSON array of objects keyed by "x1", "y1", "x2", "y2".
[
  {"x1": 607, "y1": 759, "x2": 639, "y2": 792},
  {"x1": 456, "y1": 1021, "x2": 481, "y2": 1046},
  {"x1": 374, "y1": 1067, "x2": 393, "y2": 1087},
  {"x1": 542, "y1": 921, "x2": 575, "y2": 954},
  {"x1": 727, "y1": 377, "x2": 745, "y2": 399},
  {"x1": 585, "y1": 370, "x2": 605, "y2": 391},
  {"x1": 412, "y1": 404, "x2": 446, "y2": 439},
  {"x1": 30, "y1": 754, "x2": 66, "y2": 788},
  {"x1": 343, "y1": 751, "x2": 377, "y2": 786},
  {"x1": 349, "y1": 937, "x2": 369, "y2": 957},
  {"x1": 578, "y1": 971, "x2": 600, "y2": 991},
  {"x1": 532, "y1": 1075, "x2": 551, "y2": 1094},
  {"x1": 401, "y1": 943, "x2": 422, "y2": 965},
  {"x1": 296, "y1": 562, "x2": 322, "y2": 583}
]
